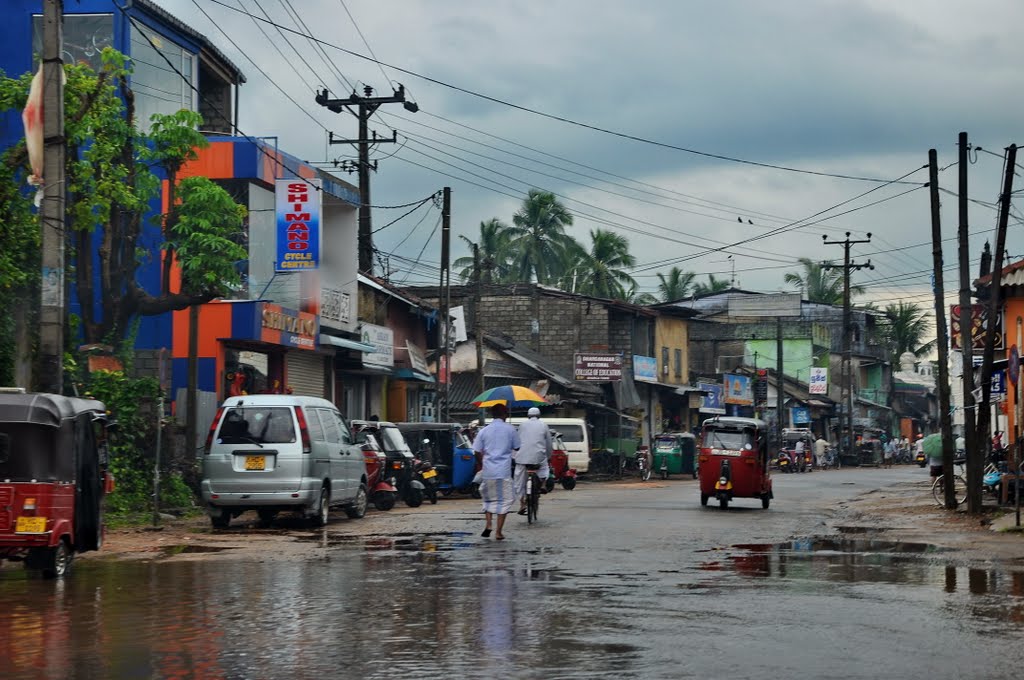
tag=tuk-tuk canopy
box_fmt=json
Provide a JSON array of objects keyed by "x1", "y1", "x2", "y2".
[{"x1": 0, "y1": 393, "x2": 106, "y2": 428}]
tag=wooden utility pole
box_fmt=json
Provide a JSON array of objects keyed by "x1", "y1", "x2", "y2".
[
  {"x1": 315, "y1": 85, "x2": 417, "y2": 273},
  {"x1": 956, "y1": 132, "x2": 978, "y2": 502},
  {"x1": 37, "y1": 0, "x2": 65, "y2": 394},
  {"x1": 974, "y1": 144, "x2": 1017, "y2": 513},
  {"x1": 473, "y1": 244, "x2": 487, "y2": 423},
  {"x1": 823, "y1": 233, "x2": 872, "y2": 465},
  {"x1": 438, "y1": 187, "x2": 451, "y2": 422},
  {"x1": 776, "y1": 318, "x2": 784, "y2": 445},
  {"x1": 928, "y1": 149, "x2": 957, "y2": 508}
]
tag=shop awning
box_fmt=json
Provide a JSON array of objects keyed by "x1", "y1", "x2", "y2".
[
  {"x1": 807, "y1": 399, "x2": 832, "y2": 408},
  {"x1": 320, "y1": 334, "x2": 375, "y2": 352},
  {"x1": 393, "y1": 368, "x2": 436, "y2": 383}
]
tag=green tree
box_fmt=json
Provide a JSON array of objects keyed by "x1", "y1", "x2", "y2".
[
  {"x1": 573, "y1": 229, "x2": 637, "y2": 299},
  {"x1": 0, "y1": 50, "x2": 247, "y2": 353},
  {"x1": 783, "y1": 257, "x2": 864, "y2": 304},
  {"x1": 454, "y1": 218, "x2": 513, "y2": 283},
  {"x1": 693, "y1": 274, "x2": 731, "y2": 297},
  {"x1": 506, "y1": 189, "x2": 579, "y2": 284},
  {"x1": 655, "y1": 266, "x2": 696, "y2": 302},
  {"x1": 880, "y1": 301, "x2": 936, "y2": 364}
]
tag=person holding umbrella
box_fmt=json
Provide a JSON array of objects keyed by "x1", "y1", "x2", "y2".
[{"x1": 472, "y1": 403, "x2": 521, "y2": 540}]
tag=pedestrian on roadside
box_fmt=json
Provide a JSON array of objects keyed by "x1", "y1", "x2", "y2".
[
  {"x1": 813, "y1": 436, "x2": 828, "y2": 469},
  {"x1": 472, "y1": 403, "x2": 521, "y2": 540},
  {"x1": 514, "y1": 407, "x2": 552, "y2": 515},
  {"x1": 883, "y1": 440, "x2": 894, "y2": 468}
]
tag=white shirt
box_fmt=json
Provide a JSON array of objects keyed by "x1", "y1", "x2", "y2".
[
  {"x1": 514, "y1": 418, "x2": 552, "y2": 466},
  {"x1": 795, "y1": 440, "x2": 806, "y2": 454},
  {"x1": 472, "y1": 419, "x2": 521, "y2": 480}
]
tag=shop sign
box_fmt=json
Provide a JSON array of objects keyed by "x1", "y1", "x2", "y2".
[
  {"x1": 633, "y1": 355, "x2": 657, "y2": 383},
  {"x1": 406, "y1": 340, "x2": 431, "y2": 375},
  {"x1": 275, "y1": 178, "x2": 321, "y2": 271},
  {"x1": 808, "y1": 367, "x2": 828, "y2": 394},
  {"x1": 699, "y1": 381, "x2": 725, "y2": 414},
  {"x1": 260, "y1": 303, "x2": 318, "y2": 350},
  {"x1": 791, "y1": 407, "x2": 811, "y2": 425},
  {"x1": 574, "y1": 353, "x2": 622, "y2": 381},
  {"x1": 950, "y1": 304, "x2": 1003, "y2": 352},
  {"x1": 723, "y1": 373, "x2": 752, "y2": 405},
  {"x1": 360, "y1": 323, "x2": 393, "y2": 368}
]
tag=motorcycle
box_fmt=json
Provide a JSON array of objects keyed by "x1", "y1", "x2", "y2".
[
  {"x1": 636, "y1": 446, "x2": 651, "y2": 482},
  {"x1": 414, "y1": 440, "x2": 440, "y2": 504},
  {"x1": 777, "y1": 451, "x2": 793, "y2": 473},
  {"x1": 915, "y1": 451, "x2": 927, "y2": 468}
]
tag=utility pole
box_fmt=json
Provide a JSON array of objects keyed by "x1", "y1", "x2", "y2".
[
  {"x1": 824, "y1": 232, "x2": 872, "y2": 466},
  {"x1": 956, "y1": 132, "x2": 978, "y2": 507},
  {"x1": 438, "y1": 187, "x2": 451, "y2": 422},
  {"x1": 38, "y1": 0, "x2": 65, "y2": 394},
  {"x1": 776, "y1": 318, "x2": 784, "y2": 446},
  {"x1": 975, "y1": 143, "x2": 1017, "y2": 514},
  {"x1": 928, "y1": 149, "x2": 957, "y2": 509},
  {"x1": 473, "y1": 244, "x2": 487, "y2": 424},
  {"x1": 315, "y1": 85, "x2": 417, "y2": 274}
]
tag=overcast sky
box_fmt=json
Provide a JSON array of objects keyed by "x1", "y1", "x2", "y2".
[{"x1": 155, "y1": 0, "x2": 1024, "y2": 313}]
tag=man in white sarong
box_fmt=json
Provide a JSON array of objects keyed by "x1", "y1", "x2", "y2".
[{"x1": 472, "y1": 403, "x2": 520, "y2": 540}]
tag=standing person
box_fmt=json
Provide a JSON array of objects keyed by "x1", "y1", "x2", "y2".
[
  {"x1": 813, "y1": 435, "x2": 828, "y2": 469},
  {"x1": 883, "y1": 439, "x2": 894, "y2": 468},
  {"x1": 472, "y1": 403, "x2": 520, "y2": 540},
  {"x1": 514, "y1": 407, "x2": 552, "y2": 515}
]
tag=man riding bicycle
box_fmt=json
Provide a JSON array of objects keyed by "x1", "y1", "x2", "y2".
[{"x1": 514, "y1": 407, "x2": 552, "y2": 516}]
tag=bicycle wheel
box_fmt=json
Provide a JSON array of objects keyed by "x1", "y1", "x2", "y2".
[
  {"x1": 932, "y1": 475, "x2": 944, "y2": 506},
  {"x1": 953, "y1": 475, "x2": 968, "y2": 506},
  {"x1": 527, "y1": 474, "x2": 539, "y2": 524}
]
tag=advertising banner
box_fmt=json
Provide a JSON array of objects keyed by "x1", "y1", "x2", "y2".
[
  {"x1": 950, "y1": 304, "x2": 1003, "y2": 352},
  {"x1": 791, "y1": 407, "x2": 811, "y2": 425},
  {"x1": 723, "y1": 374, "x2": 753, "y2": 405},
  {"x1": 633, "y1": 355, "x2": 657, "y2": 383},
  {"x1": 276, "y1": 178, "x2": 321, "y2": 272},
  {"x1": 258, "y1": 303, "x2": 318, "y2": 350},
  {"x1": 574, "y1": 353, "x2": 623, "y2": 381},
  {"x1": 360, "y1": 323, "x2": 394, "y2": 368},
  {"x1": 699, "y1": 381, "x2": 725, "y2": 414},
  {"x1": 808, "y1": 367, "x2": 828, "y2": 395}
]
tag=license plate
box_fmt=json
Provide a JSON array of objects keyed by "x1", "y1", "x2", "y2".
[
  {"x1": 422, "y1": 469, "x2": 437, "y2": 479},
  {"x1": 245, "y1": 456, "x2": 266, "y2": 471},
  {"x1": 15, "y1": 516, "x2": 47, "y2": 533}
]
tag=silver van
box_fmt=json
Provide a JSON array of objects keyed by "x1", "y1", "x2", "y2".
[{"x1": 200, "y1": 395, "x2": 368, "y2": 528}]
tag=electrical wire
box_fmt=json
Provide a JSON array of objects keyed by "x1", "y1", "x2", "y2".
[
  {"x1": 372, "y1": 195, "x2": 438, "y2": 234},
  {"x1": 201, "y1": 0, "x2": 927, "y2": 186}
]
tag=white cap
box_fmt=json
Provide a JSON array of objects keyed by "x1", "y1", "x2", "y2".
[{"x1": 527, "y1": 407, "x2": 541, "y2": 417}]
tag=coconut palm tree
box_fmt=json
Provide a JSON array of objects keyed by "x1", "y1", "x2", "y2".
[
  {"x1": 880, "y1": 301, "x2": 936, "y2": 364},
  {"x1": 453, "y1": 218, "x2": 513, "y2": 283},
  {"x1": 505, "y1": 189, "x2": 579, "y2": 284},
  {"x1": 783, "y1": 257, "x2": 864, "y2": 304},
  {"x1": 655, "y1": 267, "x2": 696, "y2": 302},
  {"x1": 573, "y1": 229, "x2": 638, "y2": 299},
  {"x1": 693, "y1": 274, "x2": 731, "y2": 297}
]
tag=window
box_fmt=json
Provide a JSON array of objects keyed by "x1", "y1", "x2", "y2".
[
  {"x1": 218, "y1": 407, "x2": 295, "y2": 444},
  {"x1": 334, "y1": 412, "x2": 352, "y2": 444},
  {"x1": 33, "y1": 14, "x2": 113, "y2": 72},
  {"x1": 305, "y1": 409, "x2": 325, "y2": 442},
  {"x1": 674, "y1": 349, "x2": 683, "y2": 378},
  {"x1": 319, "y1": 410, "x2": 341, "y2": 444},
  {"x1": 130, "y1": 23, "x2": 197, "y2": 131},
  {"x1": 661, "y1": 347, "x2": 669, "y2": 376}
]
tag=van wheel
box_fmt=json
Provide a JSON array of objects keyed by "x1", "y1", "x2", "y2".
[
  {"x1": 41, "y1": 541, "x2": 72, "y2": 579},
  {"x1": 257, "y1": 509, "x2": 277, "y2": 528},
  {"x1": 211, "y1": 509, "x2": 231, "y2": 529},
  {"x1": 345, "y1": 484, "x2": 368, "y2": 519},
  {"x1": 312, "y1": 486, "x2": 330, "y2": 527}
]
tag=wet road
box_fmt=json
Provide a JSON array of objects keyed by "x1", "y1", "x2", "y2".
[{"x1": 3, "y1": 466, "x2": 1024, "y2": 679}]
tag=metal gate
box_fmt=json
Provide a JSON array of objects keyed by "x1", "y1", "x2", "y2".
[{"x1": 286, "y1": 351, "x2": 326, "y2": 398}]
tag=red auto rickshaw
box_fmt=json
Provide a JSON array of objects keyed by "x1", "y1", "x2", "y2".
[
  {"x1": 0, "y1": 391, "x2": 115, "y2": 577},
  {"x1": 699, "y1": 416, "x2": 772, "y2": 510}
]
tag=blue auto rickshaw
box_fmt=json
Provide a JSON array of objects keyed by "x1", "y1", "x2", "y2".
[{"x1": 396, "y1": 423, "x2": 479, "y2": 496}]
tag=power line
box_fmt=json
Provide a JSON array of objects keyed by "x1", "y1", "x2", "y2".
[{"x1": 200, "y1": 0, "x2": 927, "y2": 186}]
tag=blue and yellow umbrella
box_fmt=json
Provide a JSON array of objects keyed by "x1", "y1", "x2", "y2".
[{"x1": 471, "y1": 385, "x2": 549, "y2": 408}]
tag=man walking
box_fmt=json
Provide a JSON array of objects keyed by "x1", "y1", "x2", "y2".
[
  {"x1": 472, "y1": 403, "x2": 520, "y2": 540},
  {"x1": 514, "y1": 407, "x2": 552, "y2": 516}
]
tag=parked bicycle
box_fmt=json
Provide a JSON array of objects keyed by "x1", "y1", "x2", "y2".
[{"x1": 932, "y1": 458, "x2": 968, "y2": 507}]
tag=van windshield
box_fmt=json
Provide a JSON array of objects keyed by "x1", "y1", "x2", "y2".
[
  {"x1": 219, "y1": 407, "x2": 296, "y2": 444},
  {"x1": 551, "y1": 425, "x2": 584, "y2": 443}
]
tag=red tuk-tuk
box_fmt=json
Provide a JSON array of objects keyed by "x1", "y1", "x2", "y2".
[
  {"x1": 699, "y1": 416, "x2": 772, "y2": 510},
  {"x1": 0, "y1": 392, "x2": 115, "y2": 577}
]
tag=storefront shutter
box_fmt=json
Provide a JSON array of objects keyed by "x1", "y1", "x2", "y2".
[{"x1": 286, "y1": 352, "x2": 327, "y2": 398}]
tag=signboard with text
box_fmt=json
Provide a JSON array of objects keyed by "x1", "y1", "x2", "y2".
[
  {"x1": 699, "y1": 381, "x2": 725, "y2": 414},
  {"x1": 808, "y1": 367, "x2": 828, "y2": 395},
  {"x1": 633, "y1": 355, "x2": 657, "y2": 383},
  {"x1": 574, "y1": 353, "x2": 623, "y2": 381},
  {"x1": 723, "y1": 374, "x2": 753, "y2": 405},
  {"x1": 360, "y1": 323, "x2": 394, "y2": 368},
  {"x1": 276, "y1": 178, "x2": 321, "y2": 271}
]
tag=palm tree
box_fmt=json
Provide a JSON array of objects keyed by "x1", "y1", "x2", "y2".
[
  {"x1": 693, "y1": 274, "x2": 731, "y2": 297},
  {"x1": 880, "y1": 301, "x2": 936, "y2": 364},
  {"x1": 573, "y1": 229, "x2": 637, "y2": 299},
  {"x1": 622, "y1": 284, "x2": 658, "y2": 305},
  {"x1": 505, "y1": 189, "x2": 579, "y2": 284},
  {"x1": 783, "y1": 257, "x2": 864, "y2": 304},
  {"x1": 655, "y1": 267, "x2": 696, "y2": 302},
  {"x1": 453, "y1": 218, "x2": 513, "y2": 283}
]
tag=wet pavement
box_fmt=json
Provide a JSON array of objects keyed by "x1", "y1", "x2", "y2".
[{"x1": 2, "y1": 466, "x2": 1024, "y2": 679}]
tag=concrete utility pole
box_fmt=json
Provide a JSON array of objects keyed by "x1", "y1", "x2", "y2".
[
  {"x1": 38, "y1": 0, "x2": 65, "y2": 394},
  {"x1": 473, "y1": 243, "x2": 487, "y2": 424},
  {"x1": 823, "y1": 232, "x2": 872, "y2": 466},
  {"x1": 956, "y1": 132, "x2": 978, "y2": 502},
  {"x1": 315, "y1": 85, "x2": 417, "y2": 274},
  {"x1": 928, "y1": 149, "x2": 957, "y2": 509},
  {"x1": 438, "y1": 187, "x2": 451, "y2": 422},
  {"x1": 776, "y1": 317, "x2": 784, "y2": 446},
  {"x1": 974, "y1": 144, "x2": 1017, "y2": 514}
]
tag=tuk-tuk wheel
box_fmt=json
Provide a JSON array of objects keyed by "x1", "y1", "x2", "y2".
[
  {"x1": 39, "y1": 541, "x2": 72, "y2": 579},
  {"x1": 660, "y1": 469, "x2": 668, "y2": 480},
  {"x1": 762, "y1": 495, "x2": 771, "y2": 510},
  {"x1": 700, "y1": 493, "x2": 709, "y2": 507},
  {"x1": 561, "y1": 477, "x2": 576, "y2": 491},
  {"x1": 719, "y1": 497, "x2": 729, "y2": 509},
  {"x1": 373, "y1": 493, "x2": 396, "y2": 511}
]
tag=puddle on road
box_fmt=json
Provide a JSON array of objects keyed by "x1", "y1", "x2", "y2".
[
  {"x1": 299, "y1": 530, "x2": 478, "y2": 553},
  {"x1": 160, "y1": 544, "x2": 235, "y2": 556}
]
